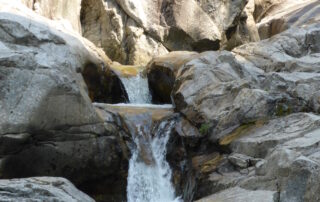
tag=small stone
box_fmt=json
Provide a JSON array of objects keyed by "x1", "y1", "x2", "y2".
[{"x1": 228, "y1": 153, "x2": 251, "y2": 168}]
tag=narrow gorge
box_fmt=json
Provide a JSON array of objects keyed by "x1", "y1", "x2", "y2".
[{"x1": 0, "y1": 0, "x2": 320, "y2": 202}]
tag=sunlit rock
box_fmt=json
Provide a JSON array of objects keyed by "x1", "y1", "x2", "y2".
[{"x1": 0, "y1": 177, "x2": 95, "y2": 202}]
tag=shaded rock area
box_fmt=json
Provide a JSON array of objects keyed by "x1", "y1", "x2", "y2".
[
  {"x1": 0, "y1": 177, "x2": 95, "y2": 202},
  {"x1": 147, "y1": 51, "x2": 199, "y2": 103},
  {"x1": 82, "y1": 62, "x2": 128, "y2": 103},
  {"x1": 0, "y1": 1, "x2": 128, "y2": 201}
]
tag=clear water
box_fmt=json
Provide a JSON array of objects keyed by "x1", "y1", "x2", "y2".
[
  {"x1": 120, "y1": 72, "x2": 152, "y2": 104},
  {"x1": 127, "y1": 121, "x2": 182, "y2": 202}
]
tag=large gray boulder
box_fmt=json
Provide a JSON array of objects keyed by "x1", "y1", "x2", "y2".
[
  {"x1": 233, "y1": 23, "x2": 320, "y2": 73},
  {"x1": 195, "y1": 187, "x2": 277, "y2": 202},
  {"x1": 80, "y1": 0, "x2": 168, "y2": 65},
  {"x1": 0, "y1": 1, "x2": 127, "y2": 200},
  {"x1": 172, "y1": 23, "x2": 320, "y2": 143},
  {"x1": 230, "y1": 113, "x2": 320, "y2": 158},
  {"x1": 116, "y1": 0, "x2": 221, "y2": 51},
  {"x1": 170, "y1": 23, "x2": 320, "y2": 201},
  {"x1": 197, "y1": 0, "x2": 260, "y2": 49},
  {"x1": 256, "y1": 0, "x2": 320, "y2": 39},
  {"x1": 195, "y1": 113, "x2": 320, "y2": 202},
  {"x1": 0, "y1": 177, "x2": 95, "y2": 202}
]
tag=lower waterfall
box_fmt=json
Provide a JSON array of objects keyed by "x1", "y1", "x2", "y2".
[{"x1": 126, "y1": 120, "x2": 181, "y2": 202}]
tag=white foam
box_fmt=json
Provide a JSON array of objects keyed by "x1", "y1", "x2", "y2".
[{"x1": 127, "y1": 121, "x2": 182, "y2": 202}]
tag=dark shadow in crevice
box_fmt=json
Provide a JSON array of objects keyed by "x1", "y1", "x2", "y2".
[
  {"x1": 148, "y1": 65, "x2": 174, "y2": 105},
  {"x1": 192, "y1": 39, "x2": 220, "y2": 52},
  {"x1": 81, "y1": 62, "x2": 128, "y2": 104}
]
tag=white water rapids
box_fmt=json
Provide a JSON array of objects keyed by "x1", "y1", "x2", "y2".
[
  {"x1": 127, "y1": 121, "x2": 181, "y2": 202},
  {"x1": 118, "y1": 70, "x2": 181, "y2": 202}
]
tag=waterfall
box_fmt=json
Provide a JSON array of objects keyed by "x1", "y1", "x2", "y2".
[
  {"x1": 127, "y1": 120, "x2": 181, "y2": 202},
  {"x1": 115, "y1": 67, "x2": 180, "y2": 201},
  {"x1": 120, "y1": 72, "x2": 152, "y2": 104}
]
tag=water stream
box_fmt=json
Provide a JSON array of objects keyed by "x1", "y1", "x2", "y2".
[
  {"x1": 117, "y1": 72, "x2": 180, "y2": 202},
  {"x1": 127, "y1": 120, "x2": 181, "y2": 202},
  {"x1": 120, "y1": 72, "x2": 152, "y2": 104}
]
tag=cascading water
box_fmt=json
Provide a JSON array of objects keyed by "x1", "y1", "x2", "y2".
[
  {"x1": 120, "y1": 72, "x2": 152, "y2": 104},
  {"x1": 127, "y1": 120, "x2": 181, "y2": 202},
  {"x1": 115, "y1": 68, "x2": 180, "y2": 201}
]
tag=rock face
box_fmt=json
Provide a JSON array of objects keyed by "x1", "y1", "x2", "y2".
[
  {"x1": 257, "y1": 0, "x2": 320, "y2": 39},
  {"x1": 80, "y1": 0, "x2": 169, "y2": 65},
  {"x1": 20, "y1": 0, "x2": 82, "y2": 33},
  {"x1": 0, "y1": 1, "x2": 127, "y2": 201},
  {"x1": 116, "y1": 0, "x2": 221, "y2": 51},
  {"x1": 168, "y1": 21, "x2": 320, "y2": 201},
  {"x1": 172, "y1": 23, "x2": 320, "y2": 142},
  {"x1": 196, "y1": 187, "x2": 277, "y2": 202},
  {"x1": 78, "y1": 0, "x2": 260, "y2": 65},
  {"x1": 253, "y1": 0, "x2": 286, "y2": 22},
  {"x1": 196, "y1": 0, "x2": 260, "y2": 49},
  {"x1": 0, "y1": 177, "x2": 95, "y2": 202},
  {"x1": 195, "y1": 113, "x2": 320, "y2": 201}
]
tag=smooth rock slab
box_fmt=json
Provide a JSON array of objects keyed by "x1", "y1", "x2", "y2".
[
  {"x1": 257, "y1": 0, "x2": 320, "y2": 39},
  {"x1": 0, "y1": 177, "x2": 94, "y2": 202},
  {"x1": 230, "y1": 113, "x2": 320, "y2": 158},
  {"x1": 195, "y1": 187, "x2": 277, "y2": 202}
]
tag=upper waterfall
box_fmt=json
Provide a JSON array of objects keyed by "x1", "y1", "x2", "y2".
[{"x1": 120, "y1": 72, "x2": 152, "y2": 104}]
